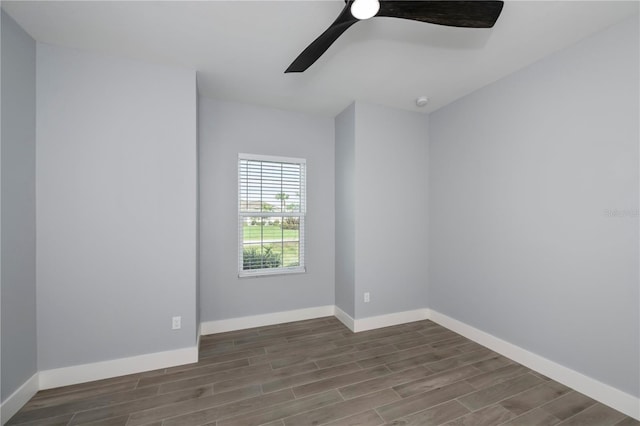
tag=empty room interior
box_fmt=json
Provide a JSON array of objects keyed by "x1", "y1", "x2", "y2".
[{"x1": 1, "y1": 1, "x2": 639, "y2": 425}]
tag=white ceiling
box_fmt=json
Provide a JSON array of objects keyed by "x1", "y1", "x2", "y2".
[{"x1": 3, "y1": 1, "x2": 638, "y2": 116}]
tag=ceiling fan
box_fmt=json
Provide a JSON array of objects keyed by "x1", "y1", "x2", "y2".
[{"x1": 285, "y1": 0, "x2": 504, "y2": 73}]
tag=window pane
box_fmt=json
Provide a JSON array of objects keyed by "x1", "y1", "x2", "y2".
[
  {"x1": 242, "y1": 243, "x2": 267, "y2": 270},
  {"x1": 242, "y1": 218, "x2": 263, "y2": 240},
  {"x1": 281, "y1": 217, "x2": 300, "y2": 267},
  {"x1": 239, "y1": 159, "x2": 303, "y2": 214},
  {"x1": 240, "y1": 216, "x2": 301, "y2": 271},
  {"x1": 282, "y1": 241, "x2": 300, "y2": 267}
]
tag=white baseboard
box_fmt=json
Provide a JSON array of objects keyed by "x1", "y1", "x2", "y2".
[
  {"x1": 1, "y1": 372, "x2": 39, "y2": 425},
  {"x1": 38, "y1": 346, "x2": 198, "y2": 390},
  {"x1": 197, "y1": 323, "x2": 202, "y2": 349},
  {"x1": 428, "y1": 309, "x2": 640, "y2": 421},
  {"x1": 203, "y1": 306, "x2": 429, "y2": 335},
  {"x1": 200, "y1": 305, "x2": 335, "y2": 335},
  {"x1": 354, "y1": 308, "x2": 430, "y2": 332},
  {"x1": 334, "y1": 306, "x2": 355, "y2": 331}
]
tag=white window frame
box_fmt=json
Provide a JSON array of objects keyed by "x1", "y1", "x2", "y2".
[{"x1": 238, "y1": 153, "x2": 306, "y2": 277}]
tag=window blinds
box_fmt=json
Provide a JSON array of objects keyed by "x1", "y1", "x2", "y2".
[{"x1": 238, "y1": 154, "x2": 306, "y2": 277}]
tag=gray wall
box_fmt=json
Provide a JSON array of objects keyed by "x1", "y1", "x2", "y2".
[
  {"x1": 334, "y1": 103, "x2": 356, "y2": 317},
  {"x1": 353, "y1": 102, "x2": 429, "y2": 318},
  {"x1": 334, "y1": 101, "x2": 429, "y2": 320},
  {"x1": 36, "y1": 44, "x2": 198, "y2": 369},
  {"x1": 199, "y1": 98, "x2": 335, "y2": 321},
  {"x1": 429, "y1": 16, "x2": 639, "y2": 397},
  {"x1": 1, "y1": 10, "x2": 37, "y2": 401}
]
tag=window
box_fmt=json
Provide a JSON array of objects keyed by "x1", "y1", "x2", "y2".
[{"x1": 238, "y1": 153, "x2": 306, "y2": 277}]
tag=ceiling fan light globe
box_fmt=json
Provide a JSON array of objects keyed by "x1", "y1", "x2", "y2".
[{"x1": 351, "y1": 0, "x2": 380, "y2": 20}]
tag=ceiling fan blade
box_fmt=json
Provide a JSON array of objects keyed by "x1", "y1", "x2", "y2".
[
  {"x1": 285, "y1": 2, "x2": 359, "y2": 73},
  {"x1": 377, "y1": 1, "x2": 504, "y2": 28}
]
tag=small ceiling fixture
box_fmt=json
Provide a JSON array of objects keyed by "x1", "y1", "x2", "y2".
[
  {"x1": 350, "y1": 0, "x2": 380, "y2": 20},
  {"x1": 416, "y1": 96, "x2": 429, "y2": 107}
]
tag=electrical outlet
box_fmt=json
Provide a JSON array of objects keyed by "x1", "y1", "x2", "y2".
[
  {"x1": 172, "y1": 316, "x2": 181, "y2": 330},
  {"x1": 364, "y1": 292, "x2": 370, "y2": 303}
]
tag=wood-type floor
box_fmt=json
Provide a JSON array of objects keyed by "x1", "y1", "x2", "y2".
[{"x1": 8, "y1": 317, "x2": 639, "y2": 426}]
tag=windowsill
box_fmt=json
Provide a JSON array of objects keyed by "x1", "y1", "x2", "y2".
[{"x1": 238, "y1": 267, "x2": 306, "y2": 278}]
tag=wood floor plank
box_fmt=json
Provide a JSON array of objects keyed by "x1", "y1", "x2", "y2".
[
  {"x1": 499, "y1": 381, "x2": 572, "y2": 415},
  {"x1": 282, "y1": 389, "x2": 400, "y2": 426},
  {"x1": 465, "y1": 364, "x2": 532, "y2": 389},
  {"x1": 20, "y1": 381, "x2": 146, "y2": 411},
  {"x1": 261, "y1": 362, "x2": 362, "y2": 394},
  {"x1": 338, "y1": 365, "x2": 432, "y2": 400},
  {"x1": 265, "y1": 337, "x2": 346, "y2": 355},
  {"x1": 125, "y1": 385, "x2": 261, "y2": 426},
  {"x1": 357, "y1": 344, "x2": 457, "y2": 370},
  {"x1": 355, "y1": 343, "x2": 434, "y2": 368},
  {"x1": 7, "y1": 385, "x2": 162, "y2": 424},
  {"x1": 470, "y1": 354, "x2": 515, "y2": 372},
  {"x1": 292, "y1": 365, "x2": 391, "y2": 398},
  {"x1": 441, "y1": 403, "x2": 516, "y2": 425},
  {"x1": 500, "y1": 408, "x2": 562, "y2": 426},
  {"x1": 199, "y1": 329, "x2": 258, "y2": 345},
  {"x1": 330, "y1": 327, "x2": 411, "y2": 347},
  {"x1": 257, "y1": 420, "x2": 285, "y2": 426},
  {"x1": 198, "y1": 341, "x2": 238, "y2": 357},
  {"x1": 81, "y1": 414, "x2": 129, "y2": 425},
  {"x1": 286, "y1": 329, "x2": 349, "y2": 344},
  {"x1": 429, "y1": 336, "x2": 470, "y2": 350},
  {"x1": 556, "y1": 403, "x2": 627, "y2": 426},
  {"x1": 383, "y1": 347, "x2": 462, "y2": 372},
  {"x1": 216, "y1": 389, "x2": 344, "y2": 426},
  {"x1": 136, "y1": 358, "x2": 249, "y2": 388},
  {"x1": 67, "y1": 385, "x2": 213, "y2": 425},
  {"x1": 252, "y1": 343, "x2": 353, "y2": 369},
  {"x1": 157, "y1": 363, "x2": 272, "y2": 394},
  {"x1": 423, "y1": 348, "x2": 495, "y2": 373},
  {"x1": 415, "y1": 322, "x2": 451, "y2": 333},
  {"x1": 384, "y1": 400, "x2": 470, "y2": 426},
  {"x1": 183, "y1": 347, "x2": 265, "y2": 370},
  {"x1": 353, "y1": 332, "x2": 424, "y2": 351},
  {"x1": 272, "y1": 344, "x2": 355, "y2": 368},
  {"x1": 376, "y1": 381, "x2": 476, "y2": 422},
  {"x1": 213, "y1": 361, "x2": 318, "y2": 393},
  {"x1": 233, "y1": 337, "x2": 290, "y2": 351},
  {"x1": 418, "y1": 325, "x2": 457, "y2": 335},
  {"x1": 161, "y1": 389, "x2": 295, "y2": 426},
  {"x1": 29, "y1": 375, "x2": 144, "y2": 401},
  {"x1": 457, "y1": 373, "x2": 544, "y2": 411},
  {"x1": 392, "y1": 331, "x2": 458, "y2": 351},
  {"x1": 530, "y1": 372, "x2": 553, "y2": 381},
  {"x1": 6, "y1": 413, "x2": 74, "y2": 426},
  {"x1": 392, "y1": 364, "x2": 483, "y2": 398},
  {"x1": 539, "y1": 390, "x2": 598, "y2": 420},
  {"x1": 614, "y1": 417, "x2": 640, "y2": 426},
  {"x1": 322, "y1": 409, "x2": 384, "y2": 426},
  {"x1": 454, "y1": 341, "x2": 487, "y2": 353},
  {"x1": 315, "y1": 345, "x2": 398, "y2": 369}
]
